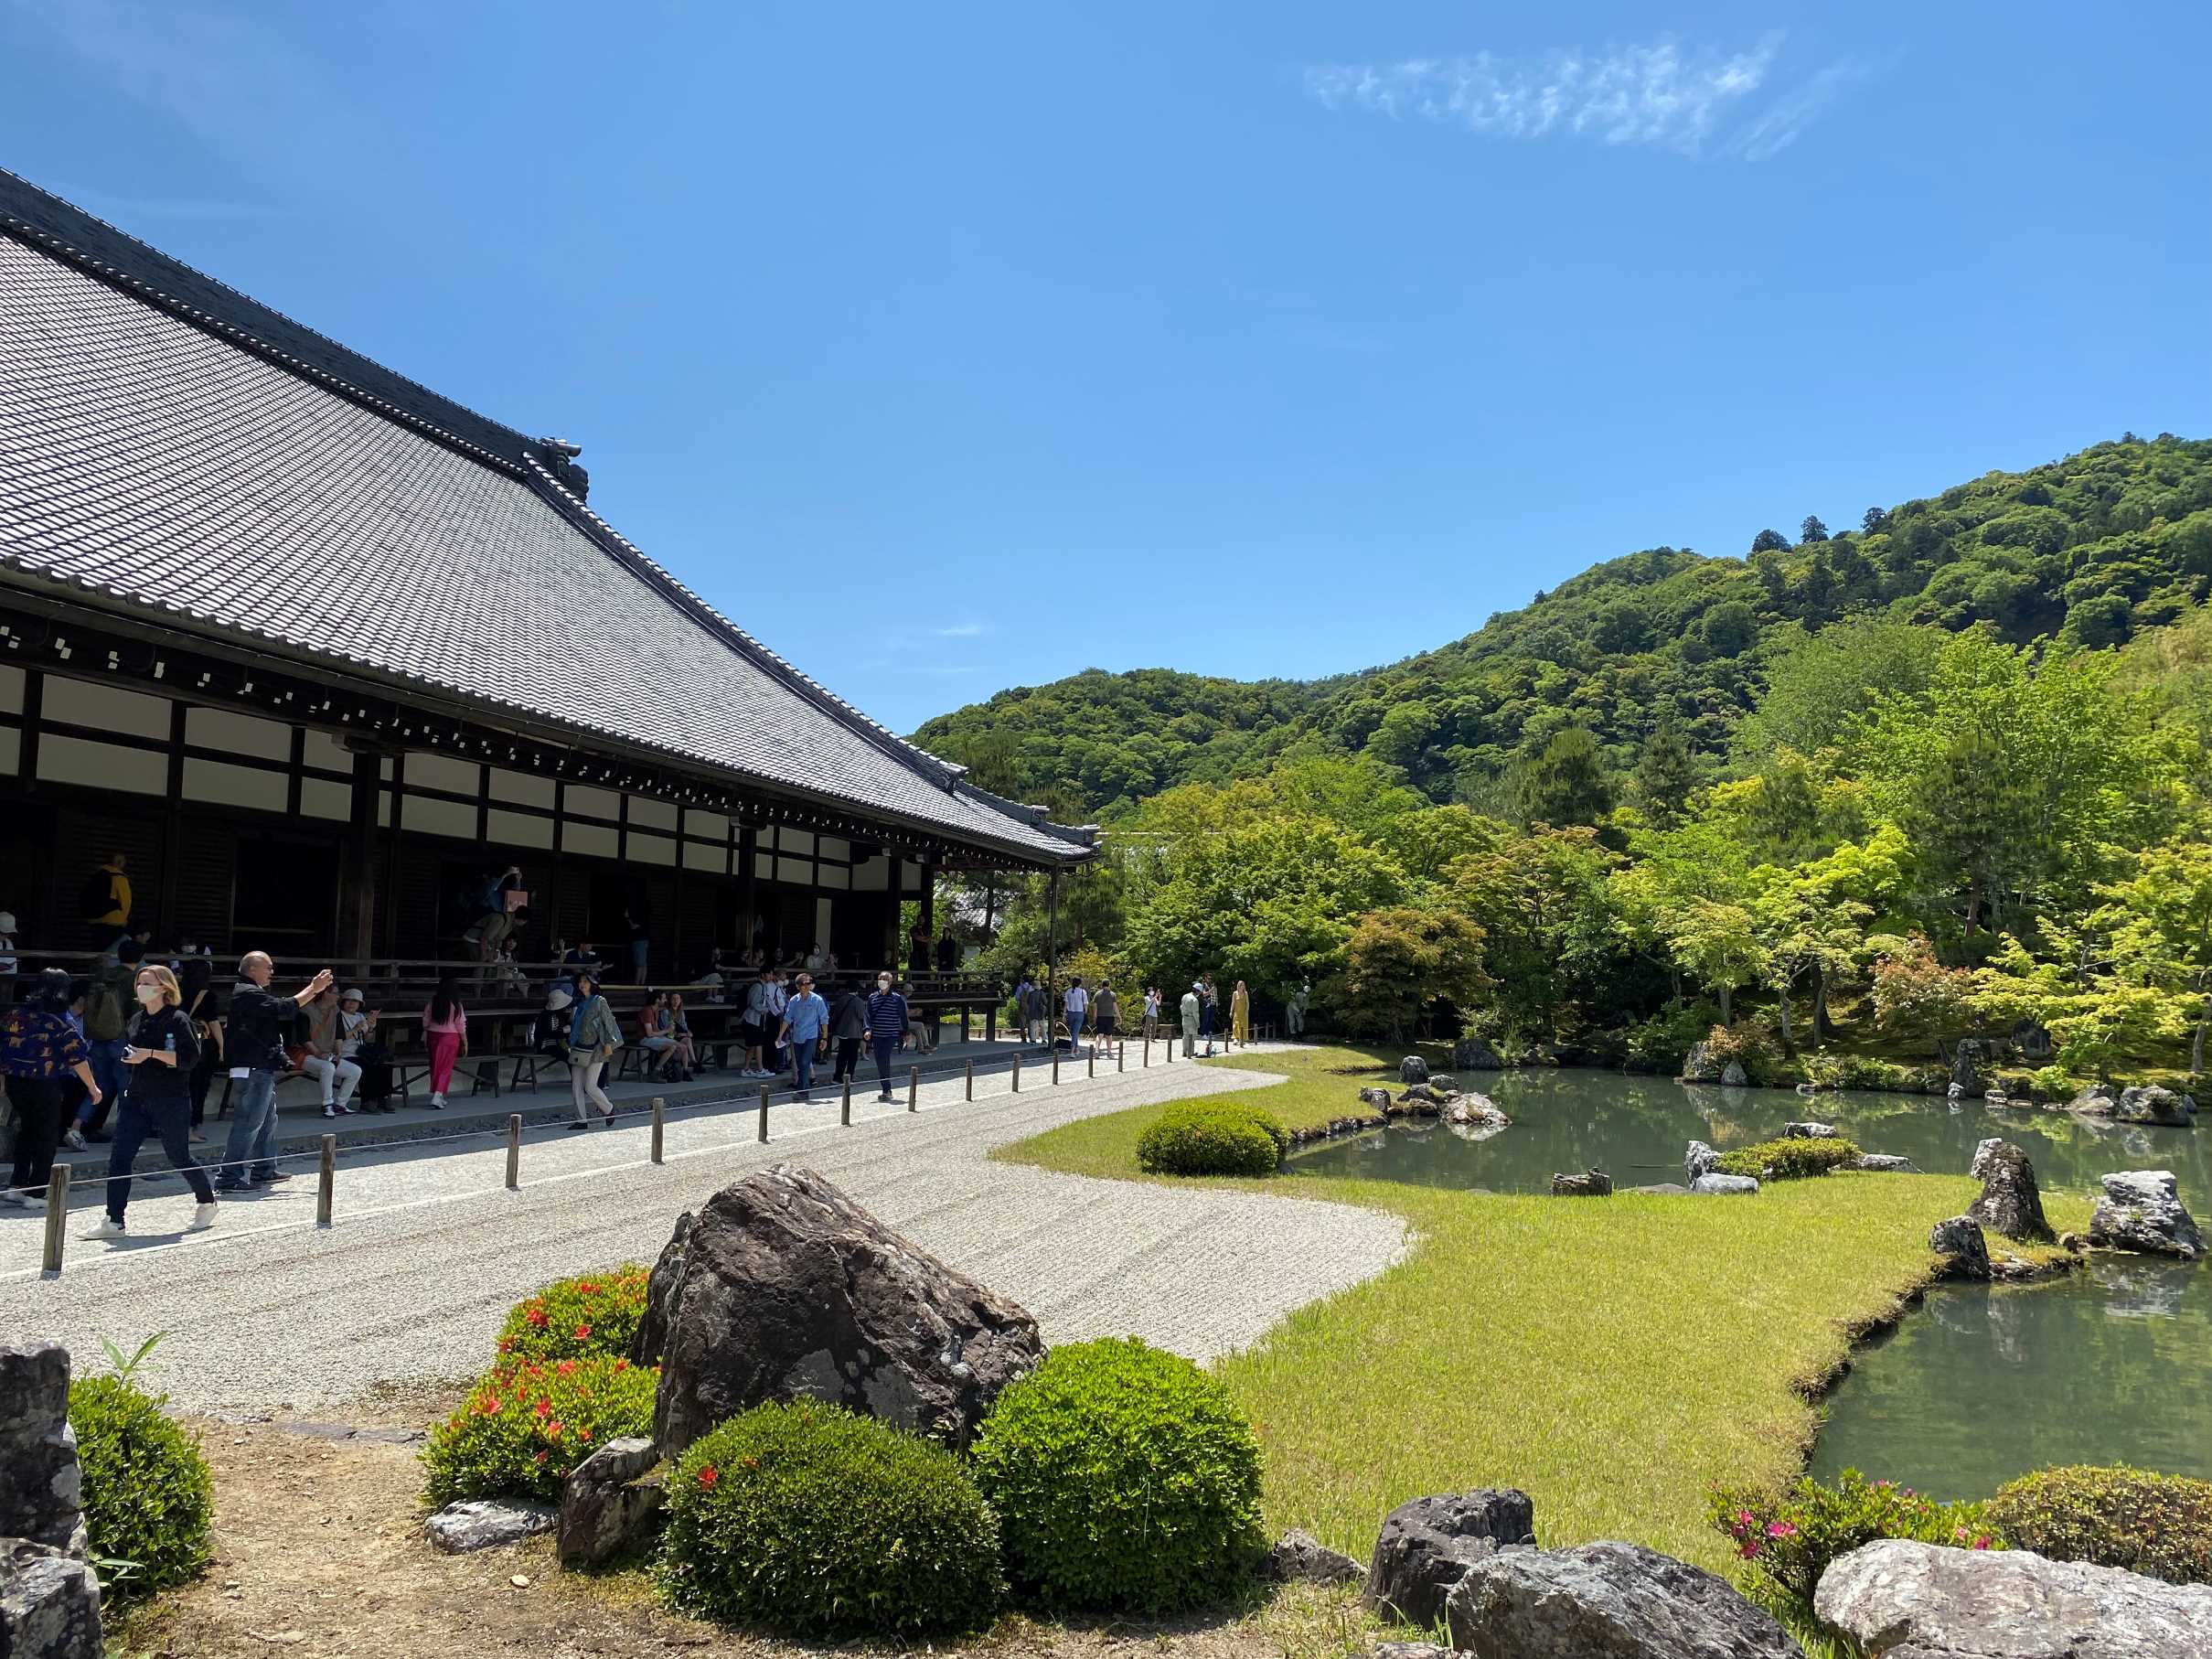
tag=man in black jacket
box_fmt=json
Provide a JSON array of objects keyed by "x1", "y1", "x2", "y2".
[{"x1": 216, "y1": 952, "x2": 332, "y2": 1192}]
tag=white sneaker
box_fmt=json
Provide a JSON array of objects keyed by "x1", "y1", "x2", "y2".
[
  {"x1": 187, "y1": 1202, "x2": 219, "y2": 1232},
  {"x1": 62, "y1": 1128, "x2": 88, "y2": 1151},
  {"x1": 81, "y1": 1215, "x2": 126, "y2": 1240},
  {"x1": 322, "y1": 1104, "x2": 337, "y2": 1118}
]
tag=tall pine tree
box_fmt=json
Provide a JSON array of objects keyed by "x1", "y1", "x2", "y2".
[{"x1": 1633, "y1": 712, "x2": 1699, "y2": 829}]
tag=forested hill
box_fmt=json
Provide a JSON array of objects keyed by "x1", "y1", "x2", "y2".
[{"x1": 914, "y1": 435, "x2": 2212, "y2": 817}]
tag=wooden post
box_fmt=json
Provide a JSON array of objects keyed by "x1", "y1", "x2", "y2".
[
  {"x1": 41, "y1": 1163, "x2": 68, "y2": 1274},
  {"x1": 1051, "y1": 1052, "x2": 1060, "y2": 1086},
  {"x1": 841, "y1": 1076, "x2": 852, "y2": 1126},
  {"x1": 1087, "y1": 1048, "x2": 1095, "y2": 1079},
  {"x1": 907, "y1": 1066, "x2": 919, "y2": 1112},
  {"x1": 1117, "y1": 1041, "x2": 1125, "y2": 1073},
  {"x1": 758, "y1": 1085, "x2": 770, "y2": 1143},
  {"x1": 650, "y1": 1097, "x2": 665, "y2": 1164},
  {"x1": 1011, "y1": 1052, "x2": 1021, "y2": 1093},
  {"x1": 505, "y1": 1115, "x2": 521, "y2": 1191},
  {"x1": 315, "y1": 1134, "x2": 337, "y2": 1227},
  {"x1": 1143, "y1": 1035, "x2": 1150, "y2": 1067},
  {"x1": 965, "y1": 1059, "x2": 974, "y2": 1101}
]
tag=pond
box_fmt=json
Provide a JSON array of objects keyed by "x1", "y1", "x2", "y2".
[
  {"x1": 1283, "y1": 1067, "x2": 2210, "y2": 1204},
  {"x1": 1285, "y1": 1067, "x2": 2212, "y2": 1502}
]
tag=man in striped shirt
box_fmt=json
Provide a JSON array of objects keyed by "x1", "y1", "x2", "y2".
[{"x1": 865, "y1": 972, "x2": 909, "y2": 1102}]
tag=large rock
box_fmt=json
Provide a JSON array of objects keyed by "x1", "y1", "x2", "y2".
[
  {"x1": 2011, "y1": 1019, "x2": 2054, "y2": 1060},
  {"x1": 1400, "y1": 1055, "x2": 1430, "y2": 1086},
  {"x1": 1264, "y1": 1528, "x2": 1364, "y2": 1586},
  {"x1": 557, "y1": 1436, "x2": 664, "y2": 1568},
  {"x1": 1813, "y1": 1538, "x2": 2212, "y2": 1658},
  {"x1": 0, "y1": 1540, "x2": 102, "y2": 1659},
  {"x1": 1454, "y1": 1037, "x2": 1504, "y2": 1071},
  {"x1": 1720, "y1": 1061, "x2": 1748, "y2": 1087},
  {"x1": 2068, "y1": 1081, "x2": 2120, "y2": 1115},
  {"x1": 1950, "y1": 1038, "x2": 1990, "y2": 1095},
  {"x1": 1358, "y1": 1087, "x2": 1395, "y2": 1112},
  {"x1": 645, "y1": 1165, "x2": 1044, "y2": 1456},
  {"x1": 1364, "y1": 1490, "x2": 1536, "y2": 1631},
  {"x1": 1552, "y1": 1168, "x2": 1613, "y2": 1197},
  {"x1": 1679, "y1": 1042, "x2": 1724, "y2": 1084},
  {"x1": 1966, "y1": 1140, "x2": 2053, "y2": 1242},
  {"x1": 1447, "y1": 1095, "x2": 1510, "y2": 1128},
  {"x1": 0, "y1": 1344, "x2": 84, "y2": 1557},
  {"x1": 1692, "y1": 1173, "x2": 1759, "y2": 1195},
  {"x1": 425, "y1": 1497, "x2": 557, "y2": 1554},
  {"x1": 1444, "y1": 1540, "x2": 1796, "y2": 1658},
  {"x1": 2114, "y1": 1085, "x2": 2196, "y2": 1127},
  {"x1": 629, "y1": 1209, "x2": 692, "y2": 1367},
  {"x1": 1684, "y1": 1140, "x2": 1724, "y2": 1182},
  {"x1": 1851, "y1": 1154, "x2": 1922, "y2": 1173},
  {"x1": 2088, "y1": 1170, "x2": 2204, "y2": 1260},
  {"x1": 1928, "y1": 1215, "x2": 1992, "y2": 1281},
  {"x1": 1781, "y1": 1120, "x2": 1836, "y2": 1140}
]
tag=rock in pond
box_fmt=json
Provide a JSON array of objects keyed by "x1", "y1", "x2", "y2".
[
  {"x1": 1679, "y1": 1042, "x2": 1724, "y2": 1084},
  {"x1": 1720, "y1": 1061, "x2": 1748, "y2": 1087},
  {"x1": 1447, "y1": 1094, "x2": 1509, "y2": 1128},
  {"x1": 642, "y1": 1164, "x2": 1044, "y2": 1457},
  {"x1": 1265, "y1": 1528, "x2": 1364, "y2": 1586},
  {"x1": 1444, "y1": 1539, "x2": 1797, "y2": 1658},
  {"x1": 1454, "y1": 1036, "x2": 1504, "y2": 1070},
  {"x1": 1851, "y1": 1153, "x2": 1922, "y2": 1173},
  {"x1": 1813, "y1": 1537, "x2": 2212, "y2": 1658},
  {"x1": 1400, "y1": 1054, "x2": 1429, "y2": 1086},
  {"x1": 0, "y1": 1540, "x2": 102, "y2": 1659},
  {"x1": 1951, "y1": 1038, "x2": 1991, "y2": 1095},
  {"x1": 1782, "y1": 1119, "x2": 1837, "y2": 1139},
  {"x1": 557, "y1": 1436, "x2": 664, "y2": 1568},
  {"x1": 1966, "y1": 1139, "x2": 2054, "y2": 1242},
  {"x1": 1364, "y1": 1489, "x2": 1536, "y2": 1632},
  {"x1": 2088, "y1": 1170, "x2": 2204, "y2": 1260},
  {"x1": 2068, "y1": 1081, "x2": 2120, "y2": 1115},
  {"x1": 1552, "y1": 1168, "x2": 1613, "y2": 1197},
  {"x1": 1684, "y1": 1140, "x2": 1724, "y2": 1182},
  {"x1": 426, "y1": 1498, "x2": 557, "y2": 1554},
  {"x1": 1692, "y1": 1173, "x2": 1759, "y2": 1195},
  {"x1": 1928, "y1": 1215, "x2": 1992, "y2": 1281},
  {"x1": 1358, "y1": 1086, "x2": 1394, "y2": 1112},
  {"x1": 2114, "y1": 1084, "x2": 2196, "y2": 1127}
]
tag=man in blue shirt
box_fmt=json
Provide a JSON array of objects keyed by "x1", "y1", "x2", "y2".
[
  {"x1": 776, "y1": 972, "x2": 830, "y2": 1101},
  {"x1": 865, "y1": 972, "x2": 910, "y2": 1102}
]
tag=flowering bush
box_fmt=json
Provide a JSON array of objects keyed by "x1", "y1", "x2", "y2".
[
  {"x1": 422, "y1": 1354, "x2": 657, "y2": 1504},
  {"x1": 1714, "y1": 1136, "x2": 1863, "y2": 1182},
  {"x1": 495, "y1": 1265, "x2": 650, "y2": 1364},
  {"x1": 1709, "y1": 1470, "x2": 2004, "y2": 1604},
  {"x1": 1699, "y1": 1022, "x2": 1788, "y2": 1086},
  {"x1": 1868, "y1": 934, "x2": 1977, "y2": 1038}
]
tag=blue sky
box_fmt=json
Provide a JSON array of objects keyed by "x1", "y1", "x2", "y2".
[{"x1": 3, "y1": 3, "x2": 2206, "y2": 733}]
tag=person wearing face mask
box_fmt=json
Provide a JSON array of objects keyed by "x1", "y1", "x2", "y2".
[
  {"x1": 81, "y1": 964, "x2": 217, "y2": 1239},
  {"x1": 864, "y1": 971, "x2": 910, "y2": 1103}
]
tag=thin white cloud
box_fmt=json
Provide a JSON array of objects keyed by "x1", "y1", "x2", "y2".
[
  {"x1": 935, "y1": 622, "x2": 989, "y2": 638},
  {"x1": 1303, "y1": 35, "x2": 1854, "y2": 159}
]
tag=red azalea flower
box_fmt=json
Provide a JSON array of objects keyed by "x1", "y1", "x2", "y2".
[
  {"x1": 535, "y1": 1450, "x2": 549, "y2": 1464},
  {"x1": 479, "y1": 1396, "x2": 502, "y2": 1416},
  {"x1": 614, "y1": 1359, "x2": 628, "y2": 1372},
  {"x1": 557, "y1": 1360, "x2": 577, "y2": 1375},
  {"x1": 578, "y1": 1428, "x2": 592, "y2": 1442},
  {"x1": 548, "y1": 1422, "x2": 564, "y2": 1440},
  {"x1": 698, "y1": 1465, "x2": 719, "y2": 1490},
  {"x1": 1973, "y1": 1537, "x2": 1992, "y2": 1550},
  {"x1": 1737, "y1": 1541, "x2": 1759, "y2": 1558},
  {"x1": 573, "y1": 1324, "x2": 592, "y2": 1342},
  {"x1": 1766, "y1": 1521, "x2": 1798, "y2": 1538},
  {"x1": 526, "y1": 1308, "x2": 548, "y2": 1328}
]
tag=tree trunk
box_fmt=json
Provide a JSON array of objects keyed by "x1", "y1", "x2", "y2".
[
  {"x1": 2195, "y1": 997, "x2": 2208, "y2": 1076},
  {"x1": 1812, "y1": 965, "x2": 1830, "y2": 1047},
  {"x1": 1777, "y1": 989, "x2": 1793, "y2": 1048},
  {"x1": 1718, "y1": 982, "x2": 1732, "y2": 1024}
]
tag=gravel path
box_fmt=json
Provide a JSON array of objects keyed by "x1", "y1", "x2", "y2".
[{"x1": 0, "y1": 1048, "x2": 1406, "y2": 1414}]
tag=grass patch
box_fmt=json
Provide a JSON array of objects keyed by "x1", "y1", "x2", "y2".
[{"x1": 997, "y1": 1044, "x2": 2092, "y2": 1579}]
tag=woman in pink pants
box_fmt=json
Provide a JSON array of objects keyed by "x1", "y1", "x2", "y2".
[{"x1": 421, "y1": 977, "x2": 467, "y2": 1109}]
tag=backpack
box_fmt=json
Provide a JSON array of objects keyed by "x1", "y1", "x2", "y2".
[{"x1": 86, "y1": 972, "x2": 127, "y2": 1042}]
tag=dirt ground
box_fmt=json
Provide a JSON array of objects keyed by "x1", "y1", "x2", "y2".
[{"x1": 111, "y1": 1396, "x2": 1382, "y2": 1659}]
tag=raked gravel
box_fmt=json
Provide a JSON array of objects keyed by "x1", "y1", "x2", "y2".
[{"x1": 0, "y1": 1047, "x2": 1407, "y2": 1415}]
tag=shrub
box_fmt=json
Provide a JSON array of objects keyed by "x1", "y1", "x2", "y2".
[
  {"x1": 1626, "y1": 1003, "x2": 1717, "y2": 1074},
  {"x1": 1710, "y1": 1469, "x2": 2004, "y2": 1606},
  {"x1": 657, "y1": 1398, "x2": 1001, "y2": 1638},
  {"x1": 1701, "y1": 1021, "x2": 1788, "y2": 1086},
  {"x1": 2029, "y1": 1065, "x2": 2075, "y2": 1102},
  {"x1": 495, "y1": 1264, "x2": 650, "y2": 1363},
  {"x1": 1715, "y1": 1136, "x2": 1862, "y2": 1181},
  {"x1": 1987, "y1": 1465, "x2": 2212, "y2": 1584},
  {"x1": 422, "y1": 1354, "x2": 657, "y2": 1504},
  {"x1": 971, "y1": 1335, "x2": 1265, "y2": 1612},
  {"x1": 69, "y1": 1373, "x2": 214, "y2": 1599},
  {"x1": 1136, "y1": 1104, "x2": 1284, "y2": 1177}
]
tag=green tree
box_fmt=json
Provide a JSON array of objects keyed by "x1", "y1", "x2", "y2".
[
  {"x1": 1448, "y1": 826, "x2": 1621, "y2": 1042},
  {"x1": 1513, "y1": 727, "x2": 1615, "y2": 829},
  {"x1": 1329, "y1": 907, "x2": 1490, "y2": 1043},
  {"x1": 1734, "y1": 617, "x2": 1943, "y2": 760},
  {"x1": 1632, "y1": 711, "x2": 1699, "y2": 829},
  {"x1": 2093, "y1": 826, "x2": 2212, "y2": 1071},
  {"x1": 1751, "y1": 528, "x2": 1791, "y2": 553},
  {"x1": 1800, "y1": 515, "x2": 1831, "y2": 544}
]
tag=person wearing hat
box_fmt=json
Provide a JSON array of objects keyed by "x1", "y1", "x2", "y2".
[
  {"x1": 1, "y1": 967, "x2": 102, "y2": 1212},
  {"x1": 302, "y1": 983, "x2": 364, "y2": 1118},
  {"x1": 337, "y1": 989, "x2": 391, "y2": 1113},
  {"x1": 564, "y1": 966, "x2": 621, "y2": 1129}
]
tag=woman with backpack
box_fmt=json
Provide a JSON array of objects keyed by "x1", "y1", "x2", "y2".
[
  {"x1": 81, "y1": 963, "x2": 218, "y2": 1240},
  {"x1": 421, "y1": 978, "x2": 467, "y2": 1109},
  {"x1": 565, "y1": 966, "x2": 621, "y2": 1129}
]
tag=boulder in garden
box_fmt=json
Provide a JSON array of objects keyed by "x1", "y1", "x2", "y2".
[
  {"x1": 1264, "y1": 1527, "x2": 1364, "y2": 1585},
  {"x1": 1720, "y1": 1061, "x2": 1748, "y2": 1087},
  {"x1": 557, "y1": 1436, "x2": 665, "y2": 1568},
  {"x1": 1684, "y1": 1140, "x2": 1723, "y2": 1182},
  {"x1": 1813, "y1": 1537, "x2": 2212, "y2": 1659},
  {"x1": 1928, "y1": 1215, "x2": 1992, "y2": 1281},
  {"x1": 2114, "y1": 1085, "x2": 2196, "y2": 1127},
  {"x1": 1782, "y1": 1120, "x2": 1836, "y2": 1140},
  {"x1": 1400, "y1": 1055, "x2": 1430, "y2": 1086},
  {"x1": 1364, "y1": 1489, "x2": 1535, "y2": 1632},
  {"x1": 426, "y1": 1497, "x2": 556, "y2": 1554},
  {"x1": 1358, "y1": 1086, "x2": 1394, "y2": 1112},
  {"x1": 1966, "y1": 1140, "x2": 2053, "y2": 1242},
  {"x1": 1552, "y1": 1169, "x2": 1612, "y2": 1197},
  {"x1": 1454, "y1": 1036, "x2": 1503, "y2": 1071},
  {"x1": 1679, "y1": 1042, "x2": 1723, "y2": 1084},
  {"x1": 1444, "y1": 1539, "x2": 1798, "y2": 1658},
  {"x1": 0, "y1": 1343, "x2": 85, "y2": 1556},
  {"x1": 2088, "y1": 1170, "x2": 2203, "y2": 1260},
  {"x1": 1851, "y1": 1153, "x2": 1921, "y2": 1172},
  {"x1": 2068, "y1": 1082, "x2": 2119, "y2": 1115},
  {"x1": 0, "y1": 1540, "x2": 102, "y2": 1659},
  {"x1": 643, "y1": 1164, "x2": 1044, "y2": 1456},
  {"x1": 1692, "y1": 1173, "x2": 1758, "y2": 1195}
]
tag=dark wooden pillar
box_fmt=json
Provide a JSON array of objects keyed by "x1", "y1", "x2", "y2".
[
  {"x1": 347, "y1": 743, "x2": 379, "y2": 961},
  {"x1": 919, "y1": 862, "x2": 936, "y2": 941},
  {"x1": 739, "y1": 821, "x2": 758, "y2": 950},
  {"x1": 1045, "y1": 868, "x2": 1059, "y2": 1002},
  {"x1": 885, "y1": 856, "x2": 903, "y2": 971}
]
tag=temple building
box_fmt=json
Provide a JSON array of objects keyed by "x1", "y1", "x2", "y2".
[{"x1": 0, "y1": 169, "x2": 1090, "y2": 979}]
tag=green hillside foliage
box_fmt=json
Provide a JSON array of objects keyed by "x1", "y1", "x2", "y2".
[
  {"x1": 915, "y1": 436, "x2": 2212, "y2": 818},
  {"x1": 936, "y1": 436, "x2": 2212, "y2": 1083}
]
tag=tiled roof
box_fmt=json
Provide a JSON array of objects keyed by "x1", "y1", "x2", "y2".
[{"x1": 0, "y1": 173, "x2": 1088, "y2": 865}]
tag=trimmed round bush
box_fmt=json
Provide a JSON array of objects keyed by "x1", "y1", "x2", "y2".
[
  {"x1": 1988, "y1": 1465, "x2": 2212, "y2": 1584},
  {"x1": 656, "y1": 1398, "x2": 1002, "y2": 1638},
  {"x1": 495, "y1": 1263, "x2": 650, "y2": 1363},
  {"x1": 972, "y1": 1335, "x2": 1266, "y2": 1612},
  {"x1": 1136, "y1": 1103, "x2": 1285, "y2": 1177},
  {"x1": 1715, "y1": 1135, "x2": 1862, "y2": 1182},
  {"x1": 422, "y1": 1354, "x2": 657, "y2": 1504},
  {"x1": 69, "y1": 1373, "x2": 214, "y2": 1599}
]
